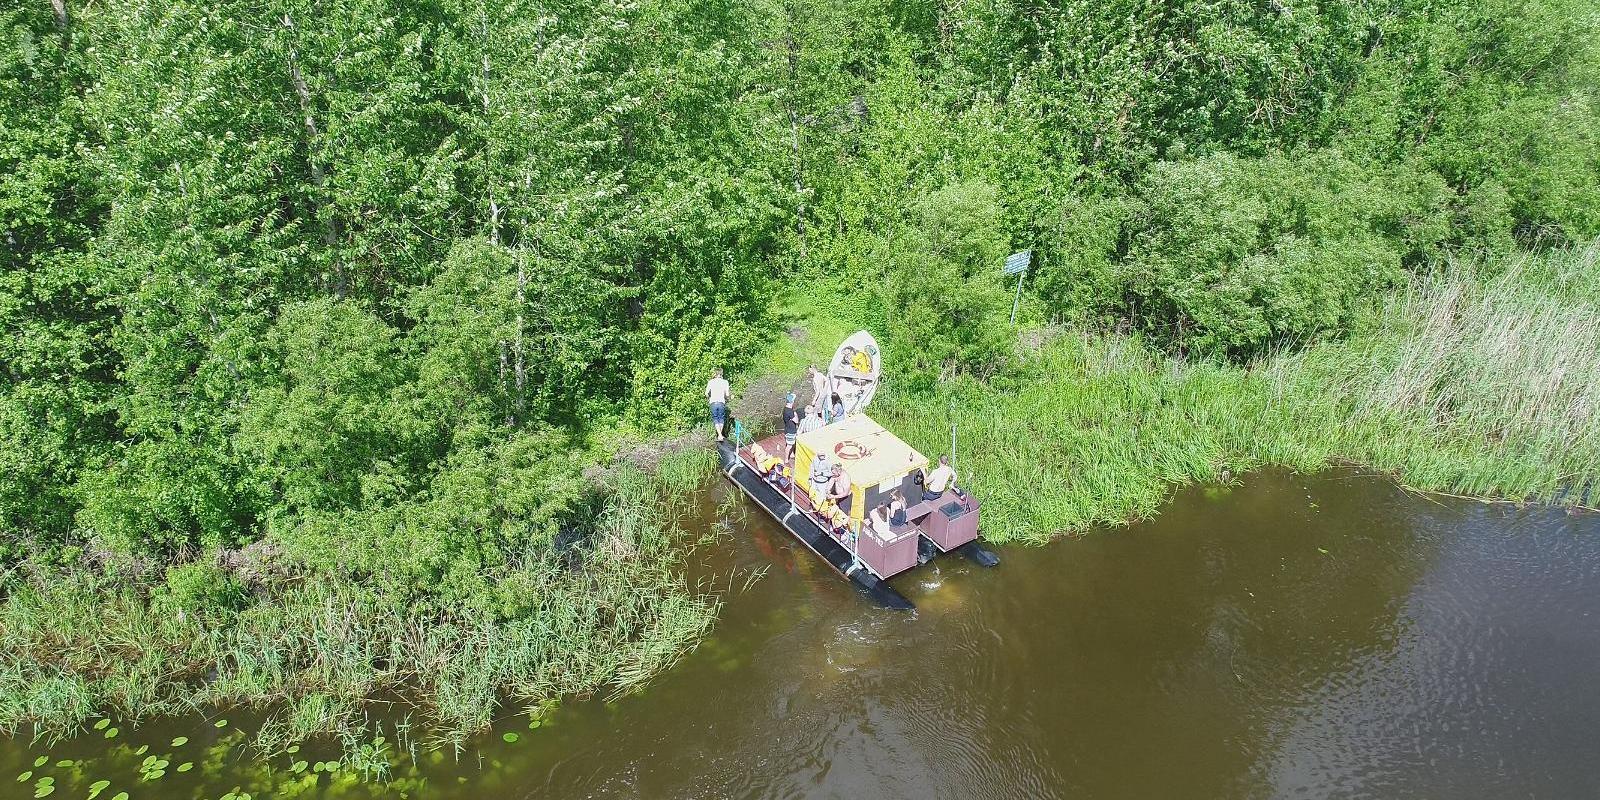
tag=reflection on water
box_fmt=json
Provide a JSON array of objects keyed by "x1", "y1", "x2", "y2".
[{"x1": 5, "y1": 468, "x2": 1600, "y2": 798}]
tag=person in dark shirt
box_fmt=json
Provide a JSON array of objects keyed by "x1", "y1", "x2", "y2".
[
  {"x1": 781, "y1": 393, "x2": 800, "y2": 461},
  {"x1": 889, "y1": 490, "x2": 909, "y2": 526}
]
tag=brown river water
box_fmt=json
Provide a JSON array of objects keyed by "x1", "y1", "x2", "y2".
[{"x1": 6, "y1": 468, "x2": 1600, "y2": 798}]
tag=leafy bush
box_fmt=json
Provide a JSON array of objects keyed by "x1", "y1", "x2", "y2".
[
  {"x1": 237, "y1": 299, "x2": 409, "y2": 515},
  {"x1": 883, "y1": 181, "x2": 1016, "y2": 386},
  {"x1": 1118, "y1": 151, "x2": 1447, "y2": 357},
  {"x1": 157, "y1": 561, "x2": 245, "y2": 618},
  {"x1": 272, "y1": 425, "x2": 589, "y2": 616}
]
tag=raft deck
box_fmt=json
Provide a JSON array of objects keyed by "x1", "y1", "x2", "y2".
[
  {"x1": 718, "y1": 439, "x2": 914, "y2": 609},
  {"x1": 720, "y1": 432, "x2": 995, "y2": 608}
]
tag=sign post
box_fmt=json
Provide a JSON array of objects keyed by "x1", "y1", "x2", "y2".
[
  {"x1": 1004, "y1": 250, "x2": 1031, "y2": 324},
  {"x1": 949, "y1": 397, "x2": 957, "y2": 473}
]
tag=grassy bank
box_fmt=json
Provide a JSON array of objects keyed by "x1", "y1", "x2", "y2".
[
  {"x1": 0, "y1": 463, "x2": 718, "y2": 751},
  {"x1": 875, "y1": 243, "x2": 1600, "y2": 543}
]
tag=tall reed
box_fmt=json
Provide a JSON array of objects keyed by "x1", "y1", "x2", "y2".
[
  {"x1": 0, "y1": 467, "x2": 717, "y2": 747},
  {"x1": 876, "y1": 242, "x2": 1600, "y2": 543}
]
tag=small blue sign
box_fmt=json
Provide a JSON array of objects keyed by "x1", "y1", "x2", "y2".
[{"x1": 1003, "y1": 250, "x2": 1031, "y2": 275}]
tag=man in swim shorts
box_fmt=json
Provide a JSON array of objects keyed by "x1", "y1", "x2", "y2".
[{"x1": 706, "y1": 367, "x2": 731, "y2": 442}]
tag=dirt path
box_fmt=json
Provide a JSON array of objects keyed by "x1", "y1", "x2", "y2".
[{"x1": 586, "y1": 370, "x2": 807, "y2": 482}]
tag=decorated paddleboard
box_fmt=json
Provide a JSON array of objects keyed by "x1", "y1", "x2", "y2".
[{"x1": 827, "y1": 330, "x2": 881, "y2": 416}]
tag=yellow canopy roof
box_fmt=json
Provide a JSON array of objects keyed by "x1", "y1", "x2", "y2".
[{"x1": 795, "y1": 413, "x2": 928, "y2": 488}]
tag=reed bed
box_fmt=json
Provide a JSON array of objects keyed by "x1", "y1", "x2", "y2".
[
  {"x1": 877, "y1": 242, "x2": 1600, "y2": 543},
  {"x1": 0, "y1": 469, "x2": 717, "y2": 749}
]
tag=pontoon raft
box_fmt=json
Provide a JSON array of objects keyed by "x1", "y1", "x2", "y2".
[{"x1": 717, "y1": 332, "x2": 998, "y2": 609}]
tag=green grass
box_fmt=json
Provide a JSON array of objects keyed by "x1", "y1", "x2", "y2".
[
  {"x1": 876, "y1": 242, "x2": 1600, "y2": 543},
  {"x1": 750, "y1": 278, "x2": 883, "y2": 380},
  {"x1": 0, "y1": 469, "x2": 718, "y2": 750}
]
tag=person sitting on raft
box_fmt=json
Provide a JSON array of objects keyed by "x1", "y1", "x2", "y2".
[
  {"x1": 868, "y1": 503, "x2": 893, "y2": 539},
  {"x1": 827, "y1": 463, "x2": 853, "y2": 514},
  {"x1": 838, "y1": 345, "x2": 871, "y2": 376},
  {"x1": 888, "y1": 490, "x2": 909, "y2": 526},
  {"x1": 919, "y1": 454, "x2": 956, "y2": 501},
  {"x1": 798, "y1": 403, "x2": 822, "y2": 435},
  {"x1": 828, "y1": 393, "x2": 846, "y2": 423}
]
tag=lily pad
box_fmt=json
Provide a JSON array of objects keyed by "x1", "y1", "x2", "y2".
[
  {"x1": 137, "y1": 755, "x2": 170, "y2": 782},
  {"x1": 502, "y1": 732, "x2": 520, "y2": 743},
  {"x1": 285, "y1": 745, "x2": 299, "y2": 754},
  {"x1": 88, "y1": 779, "x2": 111, "y2": 798},
  {"x1": 112, "y1": 793, "x2": 129, "y2": 800},
  {"x1": 33, "y1": 756, "x2": 47, "y2": 767},
  {"x1": 17, "y1": 771, "x2": 32, "y2": 782},
  {"x1": 103, "y1": 727, "x2": 119, "y2": 739},
  {"x1": 528, "y1": 719, "x2": 541, "y2": 729},
  {"x1": 213, "y1": 719, "x2": 229, "y2": 728},
  {"x1": 93, "y1": 719, "x2": 110, "y2": 731},
  {"x1": 170, "y1": 736, "x2": 188, "y2": 747},
  {"x1": 290, "y1": 760, "x2": 308, "y2": 774},
  {"x1": 54, "y1": 760, "x2": 73, "y2": 768},
  {"x1": 133, "y1": 745, "x2": 148, "y2": 756},
  {"x1": 176, "y1": 762, "x2": 193, "y2": 773}
]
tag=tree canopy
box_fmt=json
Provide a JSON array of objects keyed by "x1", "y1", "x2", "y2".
[{"x1": 3, "y1": 0, "x2": 1597, "y2": 592}]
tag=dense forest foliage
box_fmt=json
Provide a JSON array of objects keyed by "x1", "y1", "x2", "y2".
[{"x1": 2, "y1": 0, "x2": 1597, "y2": 740}]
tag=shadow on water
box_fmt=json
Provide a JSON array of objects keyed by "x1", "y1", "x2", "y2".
[{"x1": 6, "y1": 468, "x2": 1600, "y2": 799}]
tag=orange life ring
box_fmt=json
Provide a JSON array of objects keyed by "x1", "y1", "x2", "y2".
[{"x1": 834, "y1": 440, "x2": 872, "y2": 460}]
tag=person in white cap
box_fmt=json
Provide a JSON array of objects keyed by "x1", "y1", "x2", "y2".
[{"x1": 810, "y1": 451, "x2": 832, "y2": 494}]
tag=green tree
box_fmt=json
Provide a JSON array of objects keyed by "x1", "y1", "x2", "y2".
[
  {"x1": 884, "y1": 181, "x2": 1014, "y2": 385},
  {"x1": 0, "y1": 4, "x2": 111, "y2": 554}
]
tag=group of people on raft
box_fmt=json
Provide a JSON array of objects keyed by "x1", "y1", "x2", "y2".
[
  {"x1": 703, "y1": 363, "x2": 851, "y2": 448},
  {"x1": 801, "y1": 451, "x2": 958, "y2": 542},
  {"x1": 706, "y1": 362, "x2": 958, "y2": 545}
]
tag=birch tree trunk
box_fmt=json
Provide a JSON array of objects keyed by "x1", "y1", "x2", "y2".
[
  {"x1": 513, "y1": 259, "x2": 527, "y2": 425},
  {"x1": 281, "y1": 13, "x2": 344, "y2": 297}
]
